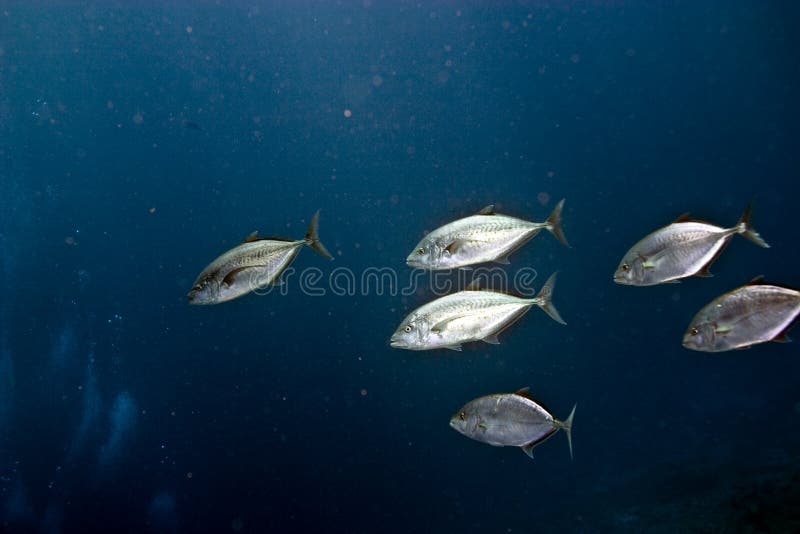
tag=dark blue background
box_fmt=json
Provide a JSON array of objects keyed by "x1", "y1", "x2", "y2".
[{"x1": 1, "y1": 1, "x2": 798, "y2": 532}]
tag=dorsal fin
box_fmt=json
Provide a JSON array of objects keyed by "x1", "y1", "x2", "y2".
[
  {"x1": 477, "y1": 205, "x2": 495, "y2": 215},
  {"x1": 746, "y1": 275, "x2": 766, "y2": 285},
  {"x1": 672, "y1": 212, "x2": 693, "y2": 223},
  {"x1": 514, "y1": 387, "x2": 531, "y2": 398},
  {"x1": 244, "y1": 231, "x2": 260, "y2": 243}
]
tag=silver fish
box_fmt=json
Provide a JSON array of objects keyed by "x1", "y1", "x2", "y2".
[
  {"x1": 683, "y1": 277, "x2": 800, "y2": 352},
  {"x1": 450, "y1": 387, "x2": 575, "y2": 459},
  {"x1": 187, "y1": 211, "x2": 332, "y2": 305},
  {"x1": 389, "y1": 272, "x2": 565, "y2": 351},
  {"x1": 406, "y1": 200, "x2": 568, "y2": 270},
  {"x1": 613, "y1": 204, "x2": 769, "y2": 286}
]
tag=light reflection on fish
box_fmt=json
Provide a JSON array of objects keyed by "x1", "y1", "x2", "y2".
[
  {"x1": 683, "y1": 277, "x2": 800, "y2": 352},
  {"x1": 613, "y1": 204, "x2": 769, "y2": 286},
  {"x1": 406, "y1": 200, "x2": 568, "y2": 270},
  {"x1": 389, "y1": 272, "x2": 565, "y2": 352},
  {"x1": 450, "y1": 387, "x2": 575, "y2": 460},
  {"x1": 187, "y1": 211, "x2": 332, "y2": 305}
]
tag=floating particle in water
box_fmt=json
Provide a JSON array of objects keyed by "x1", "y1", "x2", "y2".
[
  {"x1": 149, "y1": 207, "x2": 156, "y2": 214},
  {"x1": 372, "y1": 75, "x2": 383, "y2": 87},
  {"x1": 185, "y1": 26, "x2": 193, "y2": 34},
  {"x1": 360, "y1": 389, "x2": 367, "y2": 396},
  {"x1": 537, "y1": 192, "x2": 550, "y2": 206},
  {"x1": 65, "y1": 236, "x2": 77, "y2": 246},
  {"x1": 570, "y1": 54, "x2": 580, "y2": 63},
  {"x1": 132, "y1": 112, "x2": 144, "y2": 125},
  {"x1": 547, "y1": 170, "x2": 555, "y2": 178},
  {"x1": 343, "y1": 109, "x2": 352, "y2": 118}
]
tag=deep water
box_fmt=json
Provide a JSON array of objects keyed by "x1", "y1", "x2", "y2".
[{"x1": 1, "y1": 2, "x2": 799, "y2": 533}]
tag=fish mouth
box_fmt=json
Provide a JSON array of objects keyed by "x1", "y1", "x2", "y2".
[{"x1": 388, "y1": 335, "x2": 406, "y2": 348}]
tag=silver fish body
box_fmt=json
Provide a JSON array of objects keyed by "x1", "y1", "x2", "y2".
[
  {"x1": 450, "y1": 388, "x2": 575, "y2": 459},
  {"x1": 613, "y1": 205, "x2": 769, "y2": 286},
  {"x1": 187, "y1": 211, "x2": 332, "y2": 305},
  {"x1": 683, "y1": 281, "x2": 800, "y2": 352},
  {"x1": 389, "y1": 272, "x2": 565, "y2": 351},
  {"x1": 407, "y1": 200, "x2": 568, "y2": 270}
]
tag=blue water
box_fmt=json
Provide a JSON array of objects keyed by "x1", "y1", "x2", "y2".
[{"x1": 1, "y1": 2, "x2": 799, "y2": 532}]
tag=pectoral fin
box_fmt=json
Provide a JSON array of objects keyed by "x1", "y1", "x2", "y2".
[
  {"x1": 222, "y1": 267, "x2": 250, "y2": 287},
  {"x1": 444, "y1": 344, "x2": 462, "y2": 352},
  {"x1": 431, "y1": 316, "x2": 462, "y2": 333}
]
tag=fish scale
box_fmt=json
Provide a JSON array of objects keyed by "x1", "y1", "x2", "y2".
[
  {"x1": 187, "y1": 211, "x2": 331, "y2": 305},
  {"x1": 407, "y1": 200, "x2": 568, "y2": 269},
  {"x1": 450, "y1": 389, "x2": 576, "y2": 459},
  {"x1": 684, "y1": 282, "x2": 800, "y2": 352},
  {"x1": 389, "y1": 272, "x2": 565, "y2": 351},
  {"x1": 614, "y1": 205, "x2": 768, "y2": 286}
]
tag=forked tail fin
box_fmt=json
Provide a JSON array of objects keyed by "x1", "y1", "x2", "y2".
[
  {"x1": 557, "y1": 404, "x2": 576, "y2": 460},
  {"x1": 736, "y1": 203, "x2": 769, "y2": 248},
  {"x1": 305, "y1": 210, "x2": 333, "y2": 259},
  {"x1": 533, "y1": 272, "x2": 566, "y2": 325},
  {"x1": 545, "y1": 199, "x2": 570, "y2": 247}
]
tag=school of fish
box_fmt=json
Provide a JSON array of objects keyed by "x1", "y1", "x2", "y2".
[{"x1": 188, "y1": 200, "x2": 794, "y2": 463}]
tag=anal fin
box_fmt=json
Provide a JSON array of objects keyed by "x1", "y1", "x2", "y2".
[
  {"x1": 482, "y1": 334, "x2": 500, "y2": 345},
  {"x1": 521, "y1": 443, "x2": 535, "y2": 459}
]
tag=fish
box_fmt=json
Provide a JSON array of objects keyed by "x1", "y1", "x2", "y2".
[
  {"x1": 389, "y1": 272, "x2": 565, "y2": 351},
  {"x1": 613, "y1": 204, "x2": 769, "y2": 286},
  {"x1": 683, "y1": 277, "x2": 800, "y2": 352},
  {"x1": 406, "y1": 200, "x2": 568, "y2": 270},
  {"x1": 187, "y1": 211, "x2": 332, "y2": 305},
  {"x1": 450, "y1": 387, "x2": 576, "y2": 459}
]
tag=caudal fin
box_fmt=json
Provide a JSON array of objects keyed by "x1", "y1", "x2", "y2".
[
  {"x1": 533, "y1": 272, "x2": 566, "y2": 325},
  {"x1": 545, "y1": 199, "x2": 570, "y2": 247},
  {"x1": 556, "y1": 404, "x2": 576, "y2": 460},
  {"x1": 736, "y1": 203, "x2": 769, "y2": 248},
  {"x1": 305, "y1": 210, "x2": 333, "y2": 259}
]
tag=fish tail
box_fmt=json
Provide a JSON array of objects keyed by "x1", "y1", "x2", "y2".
[
  {"x1": 545, "y1": 199, "x2": 570, "y2": 247},
  {"x1": 736, "y1": 203, "x2": 769, "y2": 248},
  {"x1": 305, "y1": 210, "x2": 334, "y2": 260},
  {"x1": 556, "y1": 404, "x2": 576, "y2": 460},
  {"x1": 532, "y1": 272, "x2": 566, "y2": 325}
]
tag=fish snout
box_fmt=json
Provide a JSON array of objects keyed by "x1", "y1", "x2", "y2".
[{"x1": 405, "y1": 257, "x2": 423, "y2": 268}]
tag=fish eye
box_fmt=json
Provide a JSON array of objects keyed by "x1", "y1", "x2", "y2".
[
  {"x1": 404, "y1": 325, "x2": 412, "y2": 333},
  {"x1": 690, "y1": 327, "x2": 699, "y2": 336},
  {"x1": 459, "y1": 412, "x2": 466, "y2": 421},
  {"x1": 417, "y1": 248, "x2": 425, "y2": 255},
  {"x1": 621, "y1": 263, "x2": 630, "y2": 271}
]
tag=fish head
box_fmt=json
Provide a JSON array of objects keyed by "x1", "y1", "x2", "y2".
[
  {"x1": 406, "y1": 238, "x2": 440, "y2": 269},
  {"x1": 389, "y1": 316, "x2": 430, "y2": 350},
  {"x1": 449, "y1": 404, "x2": 482, "y2": 438},
  {"x1": 613, "y1": 252, "x2": 647, "y2": 285},
  {"x1": 682, "y1": 320, "x2": 718, "y2": 351},
  {"x1": 186, "y1": 278, "x2": 219, "y2": 305}
]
